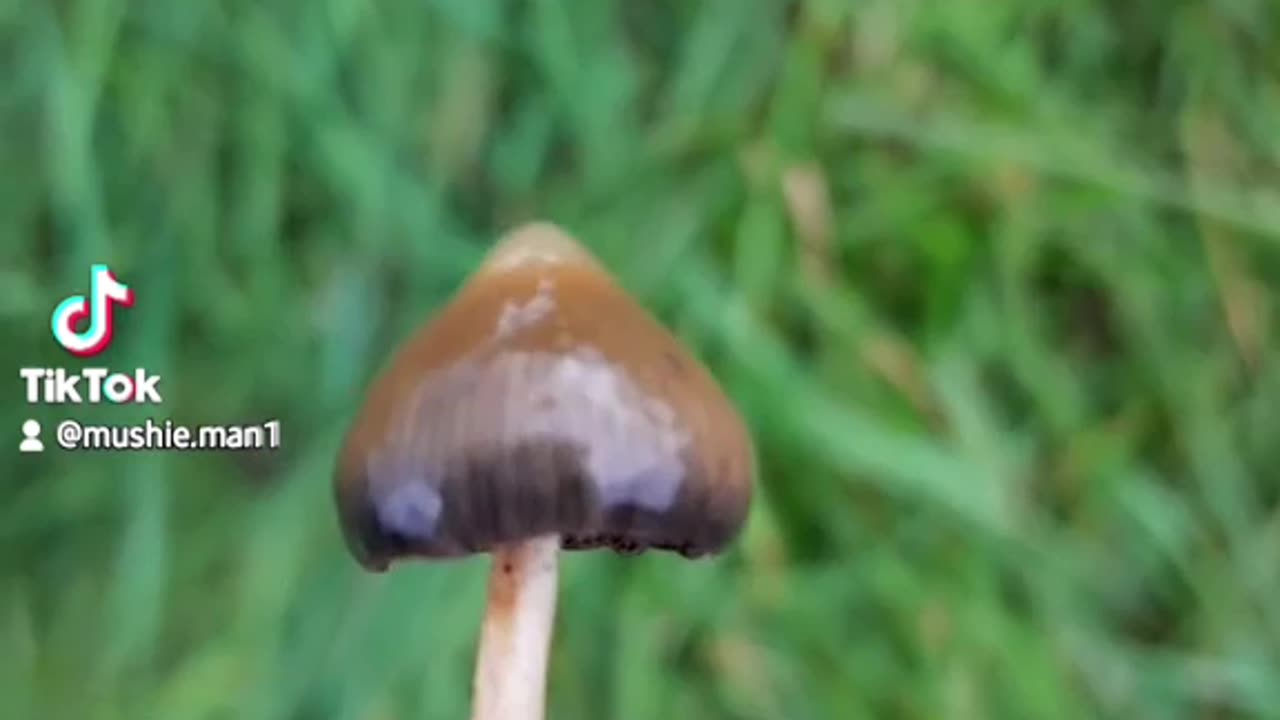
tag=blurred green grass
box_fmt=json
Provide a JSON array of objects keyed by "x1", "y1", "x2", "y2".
[{"x1": 2, "y1": 0, "x2": 1279, "y2": 718}]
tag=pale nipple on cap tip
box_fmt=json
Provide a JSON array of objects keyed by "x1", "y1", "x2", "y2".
[{"x1": 479, "y1": 223, "x2": 604, "y2": 274}]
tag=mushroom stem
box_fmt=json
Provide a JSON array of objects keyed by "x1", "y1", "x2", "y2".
[{"x1": 471, "y1": 534, "x2": 560, "y2": 720}]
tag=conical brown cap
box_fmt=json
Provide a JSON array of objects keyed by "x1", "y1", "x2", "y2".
[{"x1": 333, "y1": 223, "x2": 755, "y2": 571}]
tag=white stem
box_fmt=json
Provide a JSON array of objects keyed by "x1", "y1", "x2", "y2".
[{"x1": 471, "y1": 534, "x2": 560, "y2": 720}]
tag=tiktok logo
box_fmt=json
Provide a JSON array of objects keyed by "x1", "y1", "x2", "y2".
[
  {"x1": 21, "y1": 263, "x2": 163, "y2": 411},
  {"x1": 50, "y1": 264, "x2": 135, "y2": 357}
]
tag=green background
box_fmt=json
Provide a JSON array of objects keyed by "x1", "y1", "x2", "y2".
[{"x1": 3, "y1": 1, "x2": 1279, "y2": 718}]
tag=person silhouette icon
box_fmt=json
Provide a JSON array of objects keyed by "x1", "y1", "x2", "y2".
[{"x1": 20, "y1": 419, "x2": 44, "y2": 453}]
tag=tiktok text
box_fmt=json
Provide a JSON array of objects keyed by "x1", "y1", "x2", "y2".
[{"x1": 20, "y1": 367, "x2": 163, "y2": 404}]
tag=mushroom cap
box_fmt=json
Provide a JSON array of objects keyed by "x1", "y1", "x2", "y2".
[{"x1": 333, "y1": 223, "x2": 755, "y2": 571}]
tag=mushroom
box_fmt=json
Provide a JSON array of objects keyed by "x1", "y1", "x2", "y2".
[{"x1": 332, "y1": 222, "x2": 755, "y2": 720}]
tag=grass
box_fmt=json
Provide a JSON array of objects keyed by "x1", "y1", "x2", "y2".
[{"x1": 2, "y1": 0, "x2": 1279, "y2": 718}]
